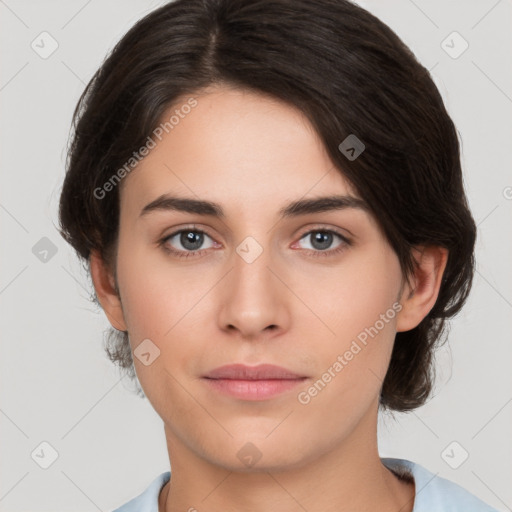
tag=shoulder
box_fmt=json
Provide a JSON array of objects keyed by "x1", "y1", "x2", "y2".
[
  {"x1": 381, "y1": 457, "x2": 499, "y2": 512},
  {"x1": 110, "y1": 462, "x2": 499, "y2": 512},
  {"x1": 111, "y1": 471, "x2": 171, "y2": 512}
]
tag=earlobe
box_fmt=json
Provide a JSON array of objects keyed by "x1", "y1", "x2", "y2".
[
  {"x1": 89, "y1": 249, "x2": 128, "y2": 332},
  {"x1": 396, "y1": 246, "x2": 449, "y2": 332}
]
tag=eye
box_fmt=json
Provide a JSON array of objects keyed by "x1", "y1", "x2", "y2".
[
  {"x1": 160, "y1": 226, "x2": 218, "y2": 258},
  {"x1": 293, "y1": 229, "x2": 351, "y2": 257},
  {"x1": 160, "y1": 226, "x2": 351, "y2": 259}
]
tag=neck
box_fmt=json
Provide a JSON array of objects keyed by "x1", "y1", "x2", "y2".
[{"x1": 159, "y1": 405, "x2": 415, "y2": 512}]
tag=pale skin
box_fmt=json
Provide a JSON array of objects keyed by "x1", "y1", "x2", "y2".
[{"x1": 90, "y1": 85, "x2": 448, "y2": 512}]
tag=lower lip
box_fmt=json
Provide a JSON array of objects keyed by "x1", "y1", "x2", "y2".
[{"x1": 203, "y1": 378, "x2": 307, "y2": 400}]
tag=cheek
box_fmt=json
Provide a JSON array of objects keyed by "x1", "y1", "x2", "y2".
[
  {"x1": 114, "y1": 242, "x2": 214, "y2": 393},
  {"x1": 303, "y1": 246, "x2": 401, "y2": 345},
  {"x1": 116, "y1": 228, "x2": 401, "y2": 401},
  {"x1": 117, "y1": 232, "x2": 402, "y2": 358},
  {"x1": 295, "y1": 306, "x2": 397, "y2": 438},
  {"x1": 298, "y1": 249, "x2": 401, "y2": 401},
  {"x1": 115, "y1": 239, "x2": 203, "y2": 339}
]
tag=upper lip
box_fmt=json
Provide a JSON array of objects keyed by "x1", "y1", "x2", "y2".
[{"x1": 204, "y1": 364, "x2": 306, "y2": 380}]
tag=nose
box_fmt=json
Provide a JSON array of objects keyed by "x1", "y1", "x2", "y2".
[{"x1": 217, "y1": 240, "x2": 290, "y2": 340}]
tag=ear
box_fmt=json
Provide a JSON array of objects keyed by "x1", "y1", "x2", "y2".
[
  {"x1": 396, "y1": 246, "x2": 449, "y2": 332},
  {"x1": 89, "y1": 249, "x2": 128, "y2": 332}
]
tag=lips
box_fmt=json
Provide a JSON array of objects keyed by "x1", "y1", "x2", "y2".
[
  {"x1": 203, "y1": 363, "x2": 306, "y2": 380},
  {"x1": 202, "y1": 364, "x2": 308, "y2": 401}
]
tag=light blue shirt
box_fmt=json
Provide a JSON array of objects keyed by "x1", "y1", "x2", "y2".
[{"x1": 111, "y1": 457, "x2": 498, "y2": 512}]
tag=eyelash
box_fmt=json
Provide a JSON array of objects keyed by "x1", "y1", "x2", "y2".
[{"x1": 159, "y1": 224, "x2": 352, "y2": 260}]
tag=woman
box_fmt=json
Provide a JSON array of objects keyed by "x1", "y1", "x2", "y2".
[{"x1": 58, "y1": 0, "x2": 498, "y2": 510}]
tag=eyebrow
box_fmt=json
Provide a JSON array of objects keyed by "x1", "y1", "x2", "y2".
[{"x1": 139, "y1": 194, "x2": 369, "y2": 219}]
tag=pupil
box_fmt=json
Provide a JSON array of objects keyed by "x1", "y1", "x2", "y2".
[
  {"x1": 312, "y1": 231, "x2": 332, "y2": 250},
  {"x1": 182, "y1": 231, "x2": 203, "y2": 250}
]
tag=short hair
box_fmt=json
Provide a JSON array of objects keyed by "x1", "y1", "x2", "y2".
[{"x1": 58, "y1": 0, "x2": 476, "y2": 411}]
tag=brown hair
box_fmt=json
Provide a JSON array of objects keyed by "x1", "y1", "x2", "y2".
[{"x1": 58, "y1": 0, "x2": 476, "y2": 411}]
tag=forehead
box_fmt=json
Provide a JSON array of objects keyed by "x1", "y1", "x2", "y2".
[{"x1": 120, "y1": 86, "x2": 360, "y2": 216}]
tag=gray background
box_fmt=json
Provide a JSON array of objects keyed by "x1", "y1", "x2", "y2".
[{"x1": 0, "y1": 0, "x2": 511, "y2": 510}]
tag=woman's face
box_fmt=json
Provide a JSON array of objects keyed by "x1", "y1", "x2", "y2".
[{"x1": 114, "y1": 86, "x2": 405, "y2": 470}]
